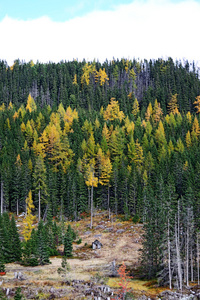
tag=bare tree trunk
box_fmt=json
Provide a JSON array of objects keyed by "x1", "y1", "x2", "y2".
[
  {"x1": 1, "y1": 181, "x2": 3, "y2": 215},
  {"x1": 168, "y1": 218, "x2": 172, "y2": 289},
  {"x1": 88, "y1": 187, "x2": 90, "y2": 211},
  {"x1": 108, "y1": 186, "x2": 110, "y2": 220},
  {"x1": 197, "y1": 233, "x2": 200, "y2": 285},
  {"x1": 38, "y1": 187, "x2": 41, "y2": 222},
  {"x1": 17, "y1": 199, "x2": 19, "y2": 216},
  {"x1": 186, "y1": 212, "x2": 189, "y2": 287},
  {"x1": 175, "y1": 215, "x2": 182, "y2": 291},
  {"x1": 114, "y1": 174, "x2": 117, "y2": 215},
  {"x1": 191, "y1": 248, "x2": 193, "y2": 282},
  {"x1": 90, "y1": 185, "x2": 93, "y2": 229}
]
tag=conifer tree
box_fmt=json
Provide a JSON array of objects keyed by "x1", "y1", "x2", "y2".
[
  {"x1": 0, "y1": 246, "x2": 5, "y2": 273},
  {"x1": 22, "y1": 190, "x2": 35, "y2": 241},
  {"x1": 33, "y1": 154, "x2": 47, "y2": 221},
  {"x1": 14, "y1": 287, "x2": 24, "y2": 300},
  {"x1": 168, "y1": 94, "x2": 179, "y2": 115},
  {"x1": 37, "y1": 220, "x2": 50, "y2": 265},
  {"x1": 10, "y1": 215, "x2": 21, "y2": 262},
  {"x1": 64, "y1": 226, "x2": 73, "y2": 258}
]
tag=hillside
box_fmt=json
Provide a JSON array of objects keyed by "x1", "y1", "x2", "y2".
[{"x1": 1, "y1": 57, "x2": 200, "y2": 295}]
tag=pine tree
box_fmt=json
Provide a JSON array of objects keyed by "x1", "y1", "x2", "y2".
[
  {"x1": 37, "y1": 220, "x2": 50, "y2": 265},
  {"x1": 33, "y1": 154, "x2": 47, "y2": 221},
  {"x1": 0, "y1": 246, "x2": 5, "y2": 273},
  {"x1": 64, "y1": 226, "x2": 73, "y2": 258},
  {"x1": 10, "y1": 215, "x2": 21, "y2": 262}
]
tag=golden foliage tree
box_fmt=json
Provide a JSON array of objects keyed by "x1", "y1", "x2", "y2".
[
  {"x1": 103, "y1": 98, "x2": 125, "y2": 122},
  {"x1": 155, "y1": 120, "x2": 167, "y2": 147},
  {"x1": 26, "y1": 94, "x2": 37, "y2": 113},
  {"x1": 81, "y1": 63, "x2": 96, "y2": 86},
  {"x1": 132, "y1": 98, "x2": 140, "y2": 117},
  {"x1": 22, "y1": 190, "x2": 35, "y2": 241},
  {"x1": 185, "y1": 131, "x2": 192, "y2": 148},
  {"x1": 153, "y1": 99, "x2": 163, "y2": 123},
  {"x1": 168, "y1": 93, "x2": 179, "y2": 115},
  {"x1": 95, "y1": 68, "x2": 109, "y2": 85},
  {"x1": 193, "y1": 95, "x2": 200, "y2": 114},
  {"x1": 145, "y1": 103, "x2": 153, "y2": 122}
]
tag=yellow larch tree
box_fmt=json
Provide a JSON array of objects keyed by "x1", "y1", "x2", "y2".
[
  {"x1": 103, "y1": 98, "x2": 125, "y2": 122},
  {"x1": 168, "y1": 140, "x2": 174, "y2": 156},
  {"x1": 185, "y1": 131, "x2": 192, "y2": 148},
  {"x1": 13, "y1": 111, "x2": 19, "y2": 121},
  {"x1": 155, "y1": 120, "x2": 167, "y2": 147},
  {"x1": 193, "y1": 95, "x2": 200, "y2": 114},
  {"x1": 97, "y1": 147, "x2": 112, "y2": 218},
  {"x1": 0, "y1": 103, "x2": 5, "y2": 111},
  {"x1": 186, "y1": 111, "x2": 192, "y2": 124},
  {"x1": 64, "y1": 106, "x2": 78, "y2": 133},
  {"x1": 145, "y1": 103, "x2": 153, "y2": 122},
  {"x1": 124, "y1": 116, "x2": 135, "y2": 135},
  {"x1": 175, "y1": 138, "x2": 184, "y2": 153},
  {"x1": 73, "y1": 74, "x2": 78, "y2": 85},
  {"x1": 132, "y1": 98, "x2": 140, "y2": 117},
  {"x1": 18, "y1": 105, "x2": 26, "y2": 119},
  {"x1": 82, "y1": 119, "x2": 93, "y2": 138},
  {"x1": 153, "y1": 99, "x2": 163, "y2": 123},
  {"x1": 95, "y1": 68, "x2": 109, "y2": 86},
  {"x1": 192, "y1": 116, "x2": 200, "y2": 136},
  {"x1": 57, "y1": 103, "x2": 65, "y2": 120},
  {"x1": 22, "y1": 190, "x2": 36, "y2": 241},
  {"x1": 168, "y1": 93, "x2": 179, "y2": 115},
  {"x1": 26, "y1": 94, "x2": 37, "y2": 113},
  {"x1": 102, "y1": 123, "x2": 110, "y2": 142},
  {"x1": 8, "y1": 101, "x2": 13, "y2": 110},
  {"x1": 81, "y1": 62, "x2": 96, "y2": 86},
  {"x1": 94, "y1": 117, "x2": 100, "y2": 130}
]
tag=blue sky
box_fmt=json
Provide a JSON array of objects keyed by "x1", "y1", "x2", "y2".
[
  {"x1": 0, "y1": 0, "x2": 134, "y2": 21},
  {"x1": 0, "y1": 0, "x2": 200, "y2": 65}
]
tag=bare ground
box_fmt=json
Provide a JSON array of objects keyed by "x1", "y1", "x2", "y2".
[{"x1": 1, "y1": 211, "x2": 146, "y2": 298}]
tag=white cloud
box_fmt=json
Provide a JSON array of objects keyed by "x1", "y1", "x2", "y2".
[{"x1": 0, "y1": 0, "x2": 200, "y2": 65}]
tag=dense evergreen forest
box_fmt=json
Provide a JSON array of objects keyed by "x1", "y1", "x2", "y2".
[{"x1": 1, "y1": 57, "x2": 200, "y2": 288}]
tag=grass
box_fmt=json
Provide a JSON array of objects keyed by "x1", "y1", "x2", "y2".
[{"x1": 107, "y1": 278, "x2": 170, "y2": 298}]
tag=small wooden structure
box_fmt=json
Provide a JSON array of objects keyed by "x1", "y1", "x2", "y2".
[{"x1": 92, "y1": 239, "x2": 102, "y2": 250}]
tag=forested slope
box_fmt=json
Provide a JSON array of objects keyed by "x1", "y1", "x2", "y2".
[{"x1": 0, "y1": 57, "x2": 200, "y2": 286}]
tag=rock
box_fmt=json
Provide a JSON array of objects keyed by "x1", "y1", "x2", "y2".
[
  {"x1": 49, "y1": 287, "x2": 55, "y2": 293},
  {"x1": 138, "y1": 295, "x2": 148, "y2": 300},
  {"x1": 94, "y1": 234, "x2": 102, "y2": 238},
  {"x1": 84, "y1": 231, "x2": 92, "y2": 235},
  {"x1": 116, "y1": 229, "x2": 125, "y2": 233},
  {"x1": 95, "y1": 225, "x2": 105, "y2": 229},
  {"x1": 106, "y1": 227, "x2": 113, "y2": 232}
]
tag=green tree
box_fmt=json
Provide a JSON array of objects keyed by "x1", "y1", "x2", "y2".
[
  {"x1": 33, "y1": 154, "x2": 47, "y2": 221},
  {"x1": 37, "y1": 220, "x2": 50, "y2": 265}
]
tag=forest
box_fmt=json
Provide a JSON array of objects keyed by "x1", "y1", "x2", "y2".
[{"x1": 0, "y1": 57, "x2": 200, "y2": 290}]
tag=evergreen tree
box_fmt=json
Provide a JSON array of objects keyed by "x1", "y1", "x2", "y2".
[
  {"x1": 14, "y1": 287, "x2": 24, "y2": 300},
  {"x1": 64, "y1": 225, "x2": 73, "y2": 258},
  {"x1": 10, "y1": 215, "x2": 21, "y2": 262},
  {"x1": 37, "y1": 220, "x2": 50, "y2": 265}
]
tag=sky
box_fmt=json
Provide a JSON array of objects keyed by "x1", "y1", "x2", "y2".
[{"x1": 0, "y1": 0, "x2": 200, "y2": 65}]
